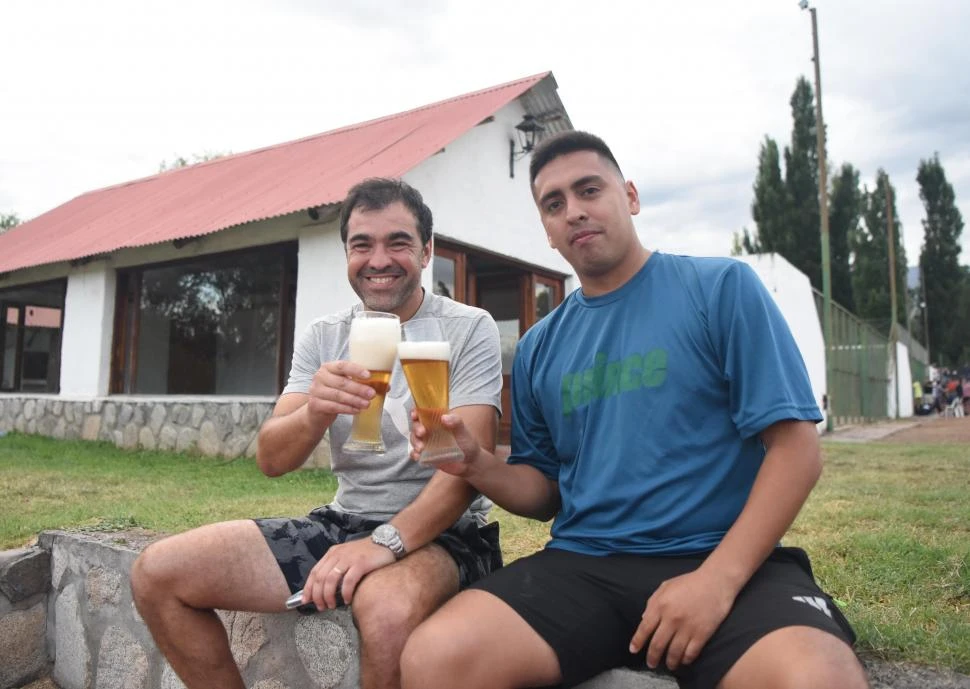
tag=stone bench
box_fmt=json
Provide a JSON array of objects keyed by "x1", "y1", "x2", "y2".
[{"x1": 1, "y1": 530, "x2": 673, "y2": 689}]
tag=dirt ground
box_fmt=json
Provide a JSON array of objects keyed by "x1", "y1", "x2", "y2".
[{"x1": 880, "y1": 414, "x2": 970, "y2": 444}]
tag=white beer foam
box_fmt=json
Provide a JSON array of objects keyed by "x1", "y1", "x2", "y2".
[
  {"x1": 397, "y1": 341, "x2": 450, "y2": 361},
  {"x1": 349, "y1": 317, "x2": 401, "y2": 370}
]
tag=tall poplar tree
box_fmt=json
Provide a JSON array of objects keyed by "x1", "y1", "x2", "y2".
[
  {"x1": 782, "y1": 77, "x2": 822, "y2": 289},
  {"x1": 828, "y1": 164, "x2": 861, "y2": 311},
  {"x1": 748, "y1": 137, "x2": 789, "y2": 256},
  {"x1": 853, "y1": 170, "x2": 907, "y2": 335},
  {"x1": 917, "y1": 154, "x2": 966, "y2": 365}
]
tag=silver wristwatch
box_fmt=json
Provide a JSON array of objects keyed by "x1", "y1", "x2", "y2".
[{"x1": 371, "y1": 524, "x2": 407, "y2": 559}]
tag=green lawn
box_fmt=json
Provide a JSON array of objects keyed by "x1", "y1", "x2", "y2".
[
  {"x1": 1, "y1": 432, "x2": 967, "y2": 672},
  {"x1": 0, "y1": 433, "x2": 337, "y2": 546},
  {"x1": 790, "y1": 441, "x2": 970, "y2": 672}
]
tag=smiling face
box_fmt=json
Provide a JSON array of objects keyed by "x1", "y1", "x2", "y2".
[
  {"x1": 345, "y1": 200, "x2": 430, "y2": 319},
  {"x1": 532, "y1": 149, "x2": 646, "y2": 295}
]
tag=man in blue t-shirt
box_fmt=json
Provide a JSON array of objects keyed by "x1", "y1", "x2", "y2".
[{"x1": 400, "y1": 132, "x2": 869, "y2": 689}]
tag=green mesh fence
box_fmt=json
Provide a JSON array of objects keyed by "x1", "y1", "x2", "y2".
[{"x1": 814, "y1": 292, "x2": 891, "y2": 424}]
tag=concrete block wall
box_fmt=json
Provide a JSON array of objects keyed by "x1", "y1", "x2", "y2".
[{"x1": 0, "y1": 530, "x2": 673, "y2": 689}]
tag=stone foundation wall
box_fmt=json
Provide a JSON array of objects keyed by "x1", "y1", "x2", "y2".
[
  {"x1": 0, "y1": 395, "x2": 331, "y2": 468},
  {"x1": 0, "y1": 546, "x2": 51, "y2": 688},
  {"x1": 0, "y1": 531, "x2": 673, "y2": 689},
  {"x1": 1, "y1": 531, "x2": 361, "y2": 689}
]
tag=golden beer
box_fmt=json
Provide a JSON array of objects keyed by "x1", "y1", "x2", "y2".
[
  {"x1": 399, "y1": 340, "x2": 464, "y2": 464},
  {"x1": 349, "y1": 370, "x2": 392, "y2": 449},
  {"x1": 343, "y1": 312, "x2": 400, "y2": 453}
]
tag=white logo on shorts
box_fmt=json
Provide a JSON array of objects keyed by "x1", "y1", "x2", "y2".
[{"x1": 792, "y1": 595, "x2": 833, "y2": 619}]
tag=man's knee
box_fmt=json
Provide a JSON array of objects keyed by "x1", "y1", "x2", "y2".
[
  {"x1": 400, "y1": 616, "x2": 476, "y2": 688},
  {"x1": 130, "y1": 538, "x2": 192, "y2": 607},
  {"x1": 352, "y1": 545, "x2": 458, "y2": 643},
  {"x1": 352, "y1": 578, "x2": 427, "y2": 642},
  {"x1": 720, "y1": 627, "x2": 868, "y2": 689},
  {"x1": 763, "y1": 654, "x2": 869, "y2": 689},
  {"x1": 796, "y1": 642, "x2": 869, "y2": 689},
  {"x1": 130, "y1": 543, "x2": 165, "y2": 605}
]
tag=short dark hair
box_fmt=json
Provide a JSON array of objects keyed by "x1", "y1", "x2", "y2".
[
  {"x1": 528, "y1": 131, "x2": 624, "y2": 185},
  {"x1": 338, "y1": 178, "x2": 433, "y2": 245}
]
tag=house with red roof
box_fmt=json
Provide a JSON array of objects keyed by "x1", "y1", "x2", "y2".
[{"x1": 0, "y1": 72, "x2": 574, "y2": 453}]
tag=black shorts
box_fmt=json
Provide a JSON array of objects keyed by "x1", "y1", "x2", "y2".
[
  {"x1": 472, "y1": 546, "x2": 856, "y2": 689},
  {"x1": 254, "y1": 507, "x2": 502, "y2": 599}
]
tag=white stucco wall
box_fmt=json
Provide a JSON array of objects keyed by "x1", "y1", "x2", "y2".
[
  {"x1": 293, "y1": 221, "x2": 357, "y2": 338},
  {"x1": 891, "y1": 341, "x2": 914, "y2": 418},
  {"x1": 734, "y1": 254, "x2": 828, "y2": 431},
  {"x1": 404, "y1": 102, "x2": 576, "y2": 284},
  {"x1": 59, "y1": 265, "x2": 116, "y2": 396}
]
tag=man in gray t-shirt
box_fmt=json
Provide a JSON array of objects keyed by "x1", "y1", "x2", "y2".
[
  {"x1": 283, "y1": 291, "x2": 500, "y2": 524},
  {"x1": 131, "y1": 178, "x2": 503, "y2": 689}
]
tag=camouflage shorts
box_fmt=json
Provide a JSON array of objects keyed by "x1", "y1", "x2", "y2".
[{"x1": 254, "y1": 507, "x2": 503, "y2": 597}]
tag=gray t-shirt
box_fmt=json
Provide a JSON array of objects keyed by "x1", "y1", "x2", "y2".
[{"x1": 283, "y1": 291, "x2": 503, "y2": 524}]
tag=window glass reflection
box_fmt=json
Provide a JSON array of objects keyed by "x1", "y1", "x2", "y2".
[
  {"x1": 134, "y1": 251, "x2": 287, "y2": 395},
  {"x1": 0, "y1": 281, "x2": 65, "y2": 393},
  {"x1": 479, "y1": 283, "x2": 519, "y2": 375},
  {"x1": 433, "y1": 255, "x2": 456, "y2": 299},
  {"x1": 536, "y1": 283, "x2": 554, "y2": 320}
]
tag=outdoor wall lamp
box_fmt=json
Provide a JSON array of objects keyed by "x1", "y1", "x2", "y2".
[{"x1": 509, "y1": 114, "x2": 545, "y2": 178}]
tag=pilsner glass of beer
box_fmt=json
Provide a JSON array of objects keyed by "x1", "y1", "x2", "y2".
[
  {"x1": 399, "y1": 318, "x2": 464, "y2": 465},
  {"x1": 342, "y1": 310, "x2": 401, "y2": 454}
]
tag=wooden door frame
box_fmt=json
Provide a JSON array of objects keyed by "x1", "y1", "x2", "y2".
[
  {"x1": 433, "y1": 238, "x2": 568, "y2": 445},
  {"x1": 0, "y1": 303, "x2": 25, "y2": 392}
]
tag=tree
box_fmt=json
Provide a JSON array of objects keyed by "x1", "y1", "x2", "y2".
[
  {"x1": 917, "y1": 153, "x2": 966, "y2": 366},
  {"x1": 158, "y1": 151, "x2": 230, "y2": 172},
  {"x1": 782, "y1": 77, "x2": 822, "y2": 289},
  {"x1": 731, "y1": 228, "x2": 759, "y2": 256},
  {"x1": 828, "y1": 164, "x2": 862, "y2": 311},
  {"x1": 1, "y1": 212, "x2": 20, "y2": 233},
  {"x1": 852, "y1": 170, "x2": 907, "y2": 336},
  {"x1": 747, "y1": 137, "x2": 789, "y2": 256},
  {"x1": 950, "y1": 267, "x2": 970, "y2": 366},
  {"x1": 741, "y1": 78, "x2": 826, "y2": 291}
]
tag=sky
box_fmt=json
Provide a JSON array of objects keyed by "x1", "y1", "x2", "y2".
[{"x1": 2, "y1": 0, "x2": 968, "y2": 267}]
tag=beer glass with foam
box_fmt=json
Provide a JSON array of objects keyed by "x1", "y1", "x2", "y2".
[
  {"x1": 342, "y1": 311, "x2": 400, "y2": 454},
  {"x1": 398, "y1": 318, "x2": 464, "y2": 465}
]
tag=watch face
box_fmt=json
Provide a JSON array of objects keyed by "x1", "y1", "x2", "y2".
[{"x1": 372, "y1": 524, "x2": 405, "y2": 557}]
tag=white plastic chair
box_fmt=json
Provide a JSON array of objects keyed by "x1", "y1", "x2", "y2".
[{"x1": 944, "y1": 397, "x2": 965, "y2": 418}]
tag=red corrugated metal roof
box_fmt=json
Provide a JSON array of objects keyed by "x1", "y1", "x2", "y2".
[{"x1": 0, "y1": 72, "x2": 552, "y2": 274}]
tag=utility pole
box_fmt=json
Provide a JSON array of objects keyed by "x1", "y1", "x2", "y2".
[
  {"x1": 805, "y1": 3, "x2": 834, "y2": 432},
  {"x1": 922, "y1": 273, "x2": 931, "y2": 363},
  {"x1": 887, "y1": 184, "x2": 899, "y2": 417}
]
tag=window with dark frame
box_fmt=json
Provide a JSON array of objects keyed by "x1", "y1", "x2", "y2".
[
  {"x1": 111, "y1": 243, "x2": 297, "y2": 396},
  {"x1": 0, "y1": 280, "x2": 66, "y2": 394},
  {"x1": 432, "y1": 238, "x2": 565, "y2": 330}
]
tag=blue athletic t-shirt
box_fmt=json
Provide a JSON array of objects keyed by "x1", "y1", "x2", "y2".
[{"x1": 508, "y1": 252, "x2": 822, "y2": 556}]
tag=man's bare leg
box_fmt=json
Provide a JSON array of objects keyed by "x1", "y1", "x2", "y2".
[
  {"x1": 718, "y1": 625, "x2": 869, "y2": 689},
  {"x1": 401, "y1": 589, "x2": 562, "y2": 689},
  {"x1": 350, "y1": 543, "x2": 459, "y2": 689},
  {"x1": 130, "y1": 520, "x2": 290, "y2": 689}
]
